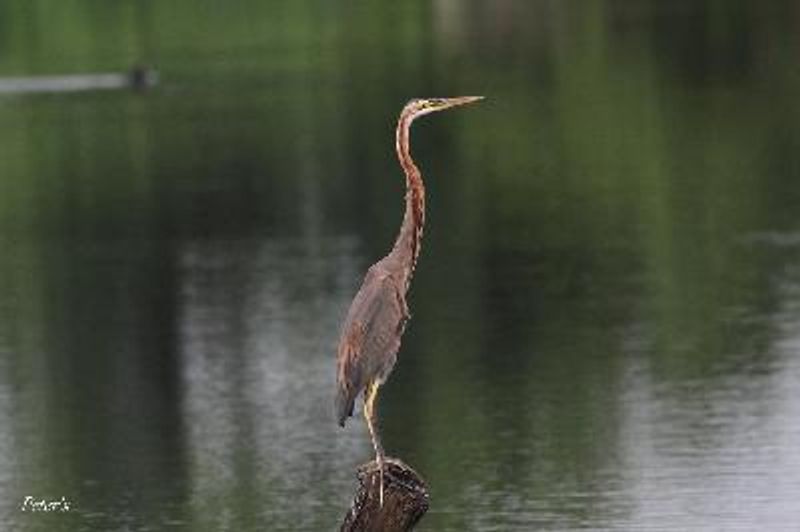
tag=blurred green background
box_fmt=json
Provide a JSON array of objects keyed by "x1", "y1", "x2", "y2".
[{"x1": 1, "y1": 2, "x2": 799, "y2": 531}]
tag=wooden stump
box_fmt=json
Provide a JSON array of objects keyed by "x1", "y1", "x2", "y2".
[{"x1": 340, "y1": 457, "x2": 429, "y2": 532}]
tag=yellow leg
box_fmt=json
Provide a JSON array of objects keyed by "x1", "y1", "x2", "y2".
[{"x1": 364, "y1": 381, "x2": 385, "y2": 506}]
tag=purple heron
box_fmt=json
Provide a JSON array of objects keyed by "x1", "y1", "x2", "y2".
[{"x1": 335, "y1": 96, "x2": 483, "y2": 504}]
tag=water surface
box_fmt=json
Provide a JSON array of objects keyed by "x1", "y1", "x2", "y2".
[{"x1": 1, "y1": 2, "x2": 800, "y2": 530}]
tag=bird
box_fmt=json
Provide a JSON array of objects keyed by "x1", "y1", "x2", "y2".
[{"x1": 335, "y1": 96, "x2": 483, "y2": 505}]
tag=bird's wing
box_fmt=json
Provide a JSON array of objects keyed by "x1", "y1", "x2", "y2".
[{"x1": 336, "y1": 265, "x2": 408, "y2": 425}]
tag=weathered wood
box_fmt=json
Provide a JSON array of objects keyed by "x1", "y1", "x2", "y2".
[{"x1": 340, "y1": 458, "x2": 429, "y2": 532}]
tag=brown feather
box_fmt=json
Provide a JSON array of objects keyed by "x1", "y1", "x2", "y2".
[{"x1": 336, "y1": 263, "x2": 408, "y2": 426}]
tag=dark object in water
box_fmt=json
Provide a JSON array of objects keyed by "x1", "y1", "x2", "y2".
[
  {"x1": 128, "y1": 66, "x2": 159, "y2": 90},
  {"x1": 340, "y1": 458, "x2": 429, "y2": 532}
]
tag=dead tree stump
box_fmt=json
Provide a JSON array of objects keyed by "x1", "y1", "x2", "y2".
[{"x1": 340, "y1": 457, "x2": 429, "y2": 532}]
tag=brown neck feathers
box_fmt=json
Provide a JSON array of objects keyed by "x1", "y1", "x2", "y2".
[{"x1": 389, "y1": 105, "x2": 426, "y2": 289}]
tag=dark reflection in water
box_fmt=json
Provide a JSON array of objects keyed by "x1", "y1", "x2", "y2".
[
  {"x1": 2, "y1": 1, "x2": 800, "y2": 531},
  {"x1": 177, "y1": 236, "x2": 367, "y2": 530}
]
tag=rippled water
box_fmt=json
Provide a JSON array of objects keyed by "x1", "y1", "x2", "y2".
[
  {"x1": 2, "y1": 2, "x2": 800, "y2": 530},
  {"x1": 3, "y1": 232, "x2": 798, "y2": 530}
]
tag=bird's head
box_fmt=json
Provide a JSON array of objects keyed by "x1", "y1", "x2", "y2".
[{"x1": 403, "y1": 96, "x2": 484, "y2": 121}]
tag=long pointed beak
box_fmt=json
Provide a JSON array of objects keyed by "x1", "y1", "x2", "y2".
[{"x1": 443, "y1": 96, "x2": 484, "y2": 108}]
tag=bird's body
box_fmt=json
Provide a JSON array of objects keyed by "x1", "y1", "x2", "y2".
[
  {"x1": 335, "y1": 257, "x2": 407, "y2": 414},
  {"x1": 335, "y1": 96, "x2": 482, "y2": 504}
]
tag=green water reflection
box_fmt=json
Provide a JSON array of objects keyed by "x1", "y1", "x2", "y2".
[{"x1": 1, "y1": 2, "x2": 799, "y2": 531}]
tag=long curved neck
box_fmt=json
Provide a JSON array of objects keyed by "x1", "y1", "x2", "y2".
[{"x1": 388, "y1": 107, "x2": 425, "y2": 290}]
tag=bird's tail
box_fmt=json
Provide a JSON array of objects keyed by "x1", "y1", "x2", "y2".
[{"x1": 336, "y1": 385, "x2": 356, "y2": 427}]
